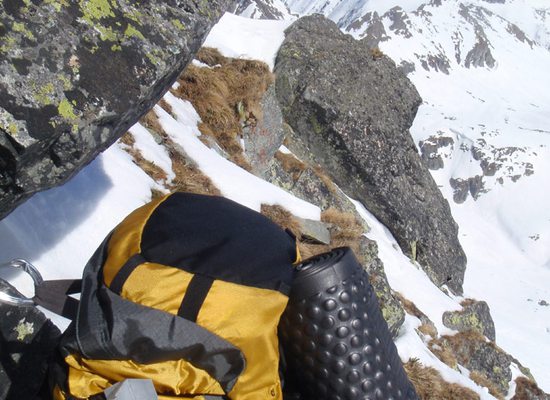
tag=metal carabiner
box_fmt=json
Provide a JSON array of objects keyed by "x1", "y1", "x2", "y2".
[{"x1": 0, "y1": 259, "x2": 43, "y2": 307}]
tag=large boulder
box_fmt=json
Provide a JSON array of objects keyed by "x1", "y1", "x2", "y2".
[
  {"x1": 275, "y1": 15, "x2": 467, "y2": 294},
  {"x1": 0, "y1": 0, "x2": 235, "y2": 220}
]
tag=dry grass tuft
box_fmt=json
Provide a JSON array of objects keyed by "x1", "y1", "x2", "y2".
[
  {"x1": 428, "y1": 337, "x2": 458, "y2": 369},
  {"x1": 119, "y1": 131, "x2": 135, "y2": 147},
  {"x1": 512, "y1": 377, "x2": 548, "y2": 400},
  {"x1": 172, "y1": 53, "x2": 273, "y2": 169},
  {"x1": 470, "y1": 371, "x2": 504, "y2": 399},
  {"x1": 158, "y1": 98, "x2": 173, "y2": 115},
  {"x1": 418, "y1": 322, "x2": 438, "y2": 338},
  {"x1": 260, "y1": 204, "x2": 303, "y2": 238},
  {"x1": 133, "y1": 109, "x2": 221, "y2": 197},
  {"x1": 119, "y1": 132, "x2": 168, "y2": 183},
  {"x1": 404, "y1": 358, "x2": 479, "y2": 400},
  {"x1": 195, "y1": 47, "x2": 228, "y2": 67},
  {"x1": 168, "y1": 144, "x2": 221, "y2": 196},
  {"x1": 140, "y1": 110, "x2": 163, "y2": 135},
  {"x1": 322, "y1": 208, "x2": 364, "y2": 251},
  {"x1": 313, "y1": 165, "x2": 337, "y2": 194},
  {"x1": 370, "y1": 47, "x2": 384, "y2": 60},
  {"x1": 275, "y1": 151, "x2": 307, "y2": 181},
  {"x1": 395, "y1": 293, "x2": 425, "y2": 319}
]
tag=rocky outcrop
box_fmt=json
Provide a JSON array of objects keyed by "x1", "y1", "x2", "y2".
[
  {"x1": 0, "y1": 0, "x2": 234, "y2": 220},
  {"x1": 0, "y1": 281, "x2": 61, "y2": 399},
  {"x1": 275, "y1": 15, "x2": 467, "y2": 294},
  {"x1": 442, "y1": 300, "x2": 496, "y2": 341},
  {"x1": 442, "y1": 331, "x2": 512, "y2": 397}
]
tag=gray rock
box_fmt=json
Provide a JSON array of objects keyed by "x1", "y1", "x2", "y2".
[
  {"x1": 243, "y1": 85, "x2": 285, "y2": 175},
  {"x1": 295, "y1": 217, "x2": 331, "y2": 245},
  {"x1": 442, "y1": 300, "x2": 496, "y2": 341},
  {"x1": 232, "y1": 0, "x2": 289, "y2": 19},
  {"x1": 348, "y1": 12, "x2": 389, "y2": 49},
  {"x1": 0, "y1": 0, "x2": 234, "y2": 220},
  {"x1": 450, "y1": 175, "x2": 485, "y2": 203},
  {"x1": 443, "y1": 332, "x2": 512, "y2": 396},
  {"x1": 459, "y1": 4, "x2": 496, "y2": 69},
  {"x1": 386, "y1": 6, "x2": 413, "y2": 38},
  {"x1": 275, "y1": 15, "x2": 467, "y2": 295},
  {"x1": 419, "y1": 135, "x2": 454, "y2": 170},
  {"x1": 0, "y1": 282, "x2": 61, "y2": 399}
]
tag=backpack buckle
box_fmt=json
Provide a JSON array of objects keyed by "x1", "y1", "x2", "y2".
[{"x1": 0, "y1": 259, "x2": 43, "y2": 307}]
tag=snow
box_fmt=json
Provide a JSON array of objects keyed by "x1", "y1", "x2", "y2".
[
  {"x1": 1, "y1": 2, "x2": 550, "y2": 396},
  {"x1": 203, "y1": 12, "x2": 294, "y2": 70}
]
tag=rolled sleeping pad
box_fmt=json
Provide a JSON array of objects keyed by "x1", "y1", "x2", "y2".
[{"x1": 279, "y1": 247, "x2": 418, "y2": 400}]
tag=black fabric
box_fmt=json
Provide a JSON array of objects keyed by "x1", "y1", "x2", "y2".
[
  {"x1": 33, "y1": 279, "x2": 82, "y2": 320},
  {"x1": 108, "y1": 253, "x2": 146, "y2": 294},
  {"x1": 140, "y1": 193, "x2": 296, "y2": 294},
  {"x1": 59, "y1": 234, "x2": 245, "y2": 394},
  {"x1": 178, "y1": 274, "x2": 214, "y2": 322}
]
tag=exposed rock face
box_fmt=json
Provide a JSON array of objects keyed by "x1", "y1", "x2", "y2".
[
  {"x1": 0, "y1": 0, "x2": 234, "y2": 220},
  {"x1": 243, "y1": 85, "x2": 285, "y2": 175},
  {"x1": 232, "y1": 0, "x2": 289, "y2": 19},
  {"x1": 0, "y1": 281, "x2": 61, "y2": 399},
  {"x1": 442, "y1": 300, "x2": 496, "y2": 341},
  {"x1": 275, "y1": 15, "x2": 467, "y2": 294},
  {"x1": 442, "y1": 331, "x2": 512, "y2": 396}
]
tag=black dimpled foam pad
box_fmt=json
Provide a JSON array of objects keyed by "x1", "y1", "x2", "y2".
[{"x1": 280, "y1": 248, "x2": 418, "y2": 400}]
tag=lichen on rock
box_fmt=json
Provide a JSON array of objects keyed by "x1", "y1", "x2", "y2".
[{"x1": 0, "y1": 0, "x2": 235, "y2": 219}]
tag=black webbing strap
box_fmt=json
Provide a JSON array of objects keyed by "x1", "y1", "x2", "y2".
[
  {"x1": 33, "y1": 279, "x2": 81, "y2": 320},
  {"x1": 178, "y1": 274, "x2": 214, "y2": 322},
  {"x1": 109, "y1": 253, "x2": 147, "y2": 294}
]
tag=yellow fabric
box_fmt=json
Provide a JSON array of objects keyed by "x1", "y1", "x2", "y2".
[
  {"x1": 197, "y1": 280, "x2": 288, "y2": 400},
  {"x1": 121, "y1": 262, "x2": 193, "y2": 314},
  {"x1": 103, "y1": 195, "x2": 169, "y2": 287},
  {"x1": 52, "y1": 385, "x2": 66, "y2": 400},
  {"x1": 64, "y1": 354, "x2": 224, "y2": 398},
  {"x1": 294, "y1": 243, "x2": 302, "y2": 265}
]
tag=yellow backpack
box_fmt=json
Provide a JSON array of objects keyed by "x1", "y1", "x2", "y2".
[{"x1": 50, "y1": 192, "x2": 300, "y2": 399}]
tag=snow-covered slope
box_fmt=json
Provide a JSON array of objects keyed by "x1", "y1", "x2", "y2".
[{"x1": 281, "y1": 0, "x2": 550, "y2": 392}]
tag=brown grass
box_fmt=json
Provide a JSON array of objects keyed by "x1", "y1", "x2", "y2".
[
  {"x1": 512, "y1": 377, "x2": 548, "y2": 399},
  {"x1": 140, "y1": 109, "x2": 163, "y2": 134},
  {"x1": 418, "y1": 322, "x2": 438, "y2": 338},
  {"x1": 395, "y1": 293, "x2": 425, "y2": 319},
  {"x1": 322, "y1": 208, "x2": 364, "y2": 250},
  {"x1": 428, "y1": 338, "x2": 458, "y2": 369},
  {"x1": 135, "y1": 109, "x2": 221, "y2": 197},
  {"x1": 404, "y1": 358, "x2": 479, "y2": 400},
  {"x1": 158, "y1": 98, "x2": 173, "y2": 115},
  {"x1": 470, "y1": 371, "x2": 504, "y2": 399},
  {"x1": 260, "y1": 204, "x2": 303, "y2": 238},
  {"x1": 168, "y1": 144, "x2": 221, "y2": 196},
  {"x1": 394, "y1": 293, "x2": 437, "y2": 338},
  {"x1": 119, "y1": 132, "x2": 168, "y2": 183},
  {"x1": 275, "y1": 151, "x2": 307, "y2": 181},
  {"x1": 371, "y1": 47, "x2": 384, "y2": 60},
  {"x1": 313, "y1": 165, "x2": 337, "y2": 194},
  {"x1": 195, "y1": 47, "x2": 228, "y2": 67},
  {"x1": 172, "y1": 50, "x2": 273, "y2": 169}
]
